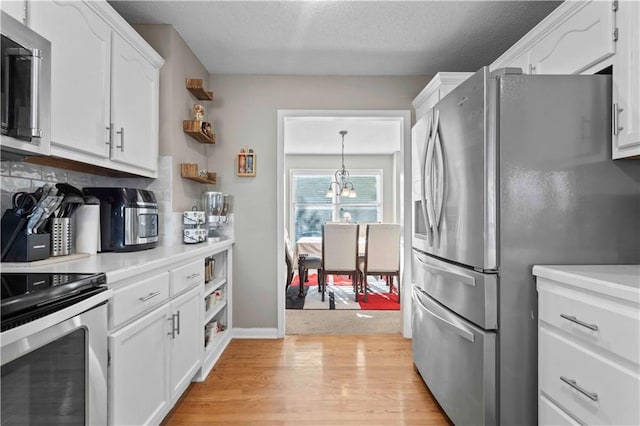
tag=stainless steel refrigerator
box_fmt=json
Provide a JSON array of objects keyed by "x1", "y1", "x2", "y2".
[{"x1": 411, "y1": 67, "x2": 640, "y2": 426}]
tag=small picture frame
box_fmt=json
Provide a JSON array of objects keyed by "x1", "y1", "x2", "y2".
[{"x1": 237, "y1": 151, "x2": 256, "y2": 177}]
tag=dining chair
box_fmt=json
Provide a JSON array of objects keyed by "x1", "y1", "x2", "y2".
[
  {"x1": 359, "y1": 223, "x2": 401, "y2": 303},
  {"x1": 321, "y1": 223, "x2": 360, "y2": 302},
  {"x1": 284, "y1": 230, "x2": 295, "y2": 289}
]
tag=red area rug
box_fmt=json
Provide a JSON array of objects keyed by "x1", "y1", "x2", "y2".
[{"x1": 288, "y1": 273, "x2": 399, "y2": 311}]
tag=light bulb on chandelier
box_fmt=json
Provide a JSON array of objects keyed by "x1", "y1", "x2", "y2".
[{"x1": 326, "y1": 130, "x2": 357, "y2": 198}]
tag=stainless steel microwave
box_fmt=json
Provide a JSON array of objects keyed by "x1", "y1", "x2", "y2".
[{"x1": 0, "y1": 11, "x2": 51, "y2": 158}]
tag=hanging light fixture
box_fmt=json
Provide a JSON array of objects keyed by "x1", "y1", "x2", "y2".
[{"x1": 325, "y1": 130, "x2": 357, "y2": 198}]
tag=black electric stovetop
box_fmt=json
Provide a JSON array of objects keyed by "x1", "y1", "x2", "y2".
[{"x1": 0, "y1": 272, "x2": 107, "y2": 331}]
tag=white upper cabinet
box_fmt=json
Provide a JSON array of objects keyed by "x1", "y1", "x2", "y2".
[
  {"x1": 529, "y1": 0, "x2": 615, "y2": 75},
  {"x1": 412, "y1": 72, "x2": 472, "y2": 119},
  {"x1": 491, "y1": 1, "x2": 616, "y2": 74},
  {"x1": 110, "y1": 33, "x2": 159, "y2": 173},
  {"x1": 27, "y1": 0, "x2": 163, "y2": 176},
  {"x1": 1, "y1": 0, "x2": 26, "y2": 22},
  {"x1": 612, "y1": 0, "x2": 639, "y2": 158},
  {"x1": 491, "y1": 0, "x2": 639, "y2": 159},
  {"x1": 30, "y1": 0, "x2": 111, "y2": 160}
]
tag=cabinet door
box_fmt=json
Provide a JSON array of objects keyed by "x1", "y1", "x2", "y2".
[
  {"x1": 529, "y1": 0, "x2": 616, "y2": 75},
  {"x1": 109, "y1": 303, "x2": 171, "y2": 426},
  {"x1": 612, "y1": 0, "x2": 640, "y2": 158},
  {"x1": 170, "y1": 286, "x2": 203, "y2": 403},
  {"x1": 2, "y1": 0, "x2": 26, "y2": 22},
  {"x1": 29, "y1": 0, "x2": 111, "y2": 159},
  {"x1": 110, "y1": 33, "x2": 159, "y2": 174}
]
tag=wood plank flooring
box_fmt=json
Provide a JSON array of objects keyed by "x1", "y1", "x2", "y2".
[{"x1": 162, "y1": 335, "x2": 451, "y2": 425}]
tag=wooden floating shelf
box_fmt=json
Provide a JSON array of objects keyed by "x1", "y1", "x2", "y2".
[
  {"x1": 186, "y1": 78, "x2": 214, "y2": 100},
  {"x1": 183, "y1": 120, "x2": 216, "y2": 144},
  {"x1": 181, "y1": 163, "x2": 216, "y2": 184}
]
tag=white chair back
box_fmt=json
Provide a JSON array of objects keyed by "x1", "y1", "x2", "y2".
[
  {"x1": 357, "y1": 221, "x2": 377, "y2": 240},
  {"x1": 322, "y1": 223, "x2": 359, "y2": 271},
  {"x1": 365, "y1": 224, "x2": 400, "y2": 272}
]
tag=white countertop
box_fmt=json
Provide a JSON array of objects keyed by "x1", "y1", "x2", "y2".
[
  {"x1": 1, "y1": 238, "x2": 234, "y2": 284},
  {"x1": 533, "y1": 264, "x2": 640, "y2": 303}
]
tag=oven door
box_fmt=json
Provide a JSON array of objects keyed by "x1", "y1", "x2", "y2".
[{"x1": 1, "y1": 302, "x2": 108, "y2": 426}]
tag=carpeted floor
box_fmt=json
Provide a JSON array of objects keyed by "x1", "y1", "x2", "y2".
[{"x1": 285, "y1": 309, "x2": 402, "y2": 335}]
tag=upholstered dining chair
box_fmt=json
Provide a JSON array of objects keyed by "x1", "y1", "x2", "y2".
[
  {"x1": 321, "y1": 223, "x2": 360, "y2": 302},
  {"x1": 359, "y1": 223, "x2": 401, "y2": 303},
  {"x1": 285, "y1": 228, "x2": 322, "y2": 291}
]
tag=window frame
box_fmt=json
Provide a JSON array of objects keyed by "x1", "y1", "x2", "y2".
[{"x1": 289, "y1": 168, "x2": 383, "y2": 242}]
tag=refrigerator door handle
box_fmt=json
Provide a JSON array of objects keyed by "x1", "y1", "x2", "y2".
[
  {"x1": 433, "y1": 110, "x2": 445, "y2": 231},
  {"x1": 425, "y1": 110, "x2": 439, "y2": 244},
  {"x1": 420, "y1": 113, "x2": 433, "y2": 243},
  {"x1": 415, "y1": 255, "x2": 476, "y2": 287},
  {"x1": 414, "y1": 288, "x2": 475, "y2": 342}
]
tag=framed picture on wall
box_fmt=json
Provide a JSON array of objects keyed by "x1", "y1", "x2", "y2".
[{"x1": 237, "y1": 151, "x2": 256, "y2": 177}]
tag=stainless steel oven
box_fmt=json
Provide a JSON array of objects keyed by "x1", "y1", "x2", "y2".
[
  {"x1": 0, "y1": 11, "x2": 50, "y2": 158},
  {"x1": 1, "y1": 273, "x2": 112, "y2": 425}
]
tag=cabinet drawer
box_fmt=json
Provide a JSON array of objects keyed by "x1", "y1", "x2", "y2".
[
  {"x1": 539, "y1": 328, "x2": 640, "y2": 426},
  {"x1": 169, "y1": 259, "x2": 204, "y2": 296},
  {"x1": 110, "y1": 272, "x2": 170, "y2": 329},
  {"x1": 539, "y1": 395, "x2": 581, "y2": 426},
  {"x1": 538, "y1": 281, "x2": 640, "y2": 364}
]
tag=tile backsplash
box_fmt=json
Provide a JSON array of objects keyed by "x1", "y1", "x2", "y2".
[{"x1": 1, "y1": 156, "x2": 175, "y2": 241}]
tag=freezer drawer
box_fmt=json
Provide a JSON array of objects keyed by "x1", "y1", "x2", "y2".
[
  {"x1": 412, "y1": 250, "x2": 497, "y2": 329},
  {"x1": 412, "y1": 287, "x2": 497, "y2": 426}
]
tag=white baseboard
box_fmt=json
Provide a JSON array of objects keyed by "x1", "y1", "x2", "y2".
[{"x1": 232, "y1": 327, "x2": 279, "y2": 339}]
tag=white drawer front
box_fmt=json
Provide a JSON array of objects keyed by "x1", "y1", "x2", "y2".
[
  {"x1": 539, "y1": 395, "x2": 581, "y2": 426},
  {"x1": 538, "y1": 281, "x2": 640, "y2": 364},
  {"x1": 539, "y1": 327, "x2": 640, "y2": 426},
  {"x1": 169, "y1": 259, "x2": 204, "y2": 296},
  {"x1": 110, "y1": 272, "x2": 170, "y2": 329}
]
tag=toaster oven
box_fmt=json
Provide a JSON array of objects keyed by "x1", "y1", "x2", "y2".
[{"x1": 83, "y1": 188, "x2": 158, "y2": 252}]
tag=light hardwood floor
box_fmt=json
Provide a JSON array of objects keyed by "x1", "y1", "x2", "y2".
[{"x1": 163, "y1": 335, "x2": 451, "y2": 425}]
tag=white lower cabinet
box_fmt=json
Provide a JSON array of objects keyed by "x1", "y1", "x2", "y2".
[
  {"x1": 169, "y1": 286, "x2": 203, "y2": 403},
  {"x1": 107, "y1": 244, "x2": 233, "y2": 424},
  {"x1": 534, "y1": 265, "x2": 640, "y2": 426},
  {"x1": 109, "y1": 303, "x2": 172, "y2": 426}
]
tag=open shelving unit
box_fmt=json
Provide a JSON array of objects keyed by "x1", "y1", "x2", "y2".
[
  {"x1": 183, "y1": 120, "x2": 216, "y2": 144},
  {"x1": 186, "y1": 78, "x2": 214, "y2": 100},
  {"x1": 197, "y1": 249, "x2": 232, "y2": 381},
  {"x1": 181, "y1": 163, "x2": 216, "y2": 184}
]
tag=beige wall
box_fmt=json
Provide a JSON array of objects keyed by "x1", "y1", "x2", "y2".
[
  {"x1": 134, "y1": 24, "x2": 213, "y2": 212},
  {"x1": 207, "y1": 75, "x2": 429, "y2": 329}
]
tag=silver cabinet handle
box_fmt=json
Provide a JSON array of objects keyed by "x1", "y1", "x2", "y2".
[
  {"x1": 613, "y1": 103, "x2": 624, "y2": 135},
  {"x1": 560, "y1": 314, "x2": 598, "y2": 331},
  {"x1": 139, "y1": 291, "x2": 161, "y2": 302},
  {"x1": 167, "y1": 314, "x2": 176, "y2": 338},
  {"x1": 560, "y1": 376, "x2": 598, "y2": 401},
  {"x1": 116, "y1": 127, "x2": 124, "y2": 152},
  {"x1": 105, "y1": 123, "x2": 113, "y2": 148},
  {"x1": 176, "y1": 310, "x2": 181, "y2": 336},
  {"x1": 187, "y1": 273, "x2": 200, "y2": 280}
]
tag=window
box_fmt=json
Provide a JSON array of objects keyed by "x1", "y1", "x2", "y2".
[{"x1": 290, "y1": 169, "x2": 382, "y2": 241}]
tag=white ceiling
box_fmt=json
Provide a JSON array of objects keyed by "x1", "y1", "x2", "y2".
[
  {"x1": 109, "y1": 0, "x2": 561, "y2": 76},
  {"x1": 284, "y1": 117, "x2": 402, "y2": 154},
  {"x1": 109, "y1": 0, "x2": 560, "y2": 154}
]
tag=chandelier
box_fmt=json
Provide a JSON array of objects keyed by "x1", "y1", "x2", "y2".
[{"x1": 325, "y1": 130, "x2": 357, "y2": 198}]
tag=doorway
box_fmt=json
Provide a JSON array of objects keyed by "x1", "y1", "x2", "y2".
[{"x1": 276, "y1": 109, "x2": 412, "y2": 337}]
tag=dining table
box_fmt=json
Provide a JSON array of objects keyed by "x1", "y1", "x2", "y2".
[{"x1": 294, "y1": 236, "x2": 366, "y2": 297}]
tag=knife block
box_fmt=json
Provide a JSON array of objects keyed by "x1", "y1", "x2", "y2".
[{"x1": 2, "y1": 232, "x2": 50, "y2": 262}]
